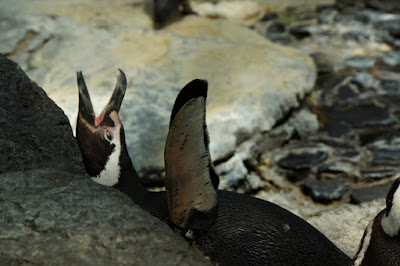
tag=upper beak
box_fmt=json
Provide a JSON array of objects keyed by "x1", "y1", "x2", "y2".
[
  {"x1": 77, "y1": 71, "x2": 95, "y2": 125},
  {"x1": 77, "y1": 69, "x2": 127, "y2": 127}
]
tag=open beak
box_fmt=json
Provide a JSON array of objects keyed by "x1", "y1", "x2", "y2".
[{"x1": 77, "y1": 69, "x2": 127, "y2": 127}]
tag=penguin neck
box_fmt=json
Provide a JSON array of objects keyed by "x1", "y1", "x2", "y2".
[
  {"x1": 381, "y1": 187, "x2": 400, "y2": 237},
  {"x1": 114, "y1": 148, "x2": 147, "y2": 206}
]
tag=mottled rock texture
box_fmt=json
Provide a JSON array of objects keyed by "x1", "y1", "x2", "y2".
[
  {"x1": 0, "y1": 169, "x2": 209, "y2": 265},
  {"x1": 0, "y1": 54, "x2": 83, "y2": 174}
]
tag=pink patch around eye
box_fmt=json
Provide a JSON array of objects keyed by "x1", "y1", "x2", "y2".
[{"x1": 94, "y1": 113, "x2": 105, "y2": 127}]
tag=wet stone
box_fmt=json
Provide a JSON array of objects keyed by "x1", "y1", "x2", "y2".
[
  {"x1": 340, "y1": 150, "x2": 364, "y2": 163},
  {"x1": 383, "y1": 50, "x2": 400, "y2": 66},
  {"x1": 352, "y1": 72, "x2": 376, "y2": 90},
  {"x1": 337, "y1": 84, "x2": 359, "y2": 100},
  {"x1": 361, "y1": 169, "x2": 397, "y2": 181},
  {"x1": 324, "y1": 121, "x2": 356, "y2": 139},
  {"x1": 316, "y1": 137, "x2": 355, "y2": 149},
  {"x1": 380, "y1": 80, "x2": 400, "y2": 93},
  {"x1": 318, "y1": 8, "x2": 337, "y2": 24},
  {"x1": 303, "y1": 180, "x2": 350, "y2": 204},
  {"x1": 289, "y1": 24, "x2": 318, "y2": 39},
  {"x1": 351, "y1": 184, "x2": 392, "y2": 204},
  {"x1": 323, "y1": 103, "x2": 396, "y2": 127},
  {"x1": 369, "y1": 147, "x2": 400, "y2": 165},
  {"x1": 261, "y1": 12, "x2": 278, "y2": 22},
  {"x1": 317, "y1": 162, "x2": 353, "y2": 175},
  {"x1": 374, "y1": 19, "x2": 400, "y2": 37},
  {"x1": 276, "y1": 150, "x2": 328, "y2": 171},
  {"x1": 342, "y1": 30, "x2": 370, "y2": 42},
  {"x1": 267, "y1": 22, "x2": 286, "y2": 34},
  {"x1": 377, "y1": 30, "x2": 400, "y2": 47},
  {"x1": 365, "y1": 0, "x2": 400, "y2": 13},
  {"x1": 344, "y1": 56, "x2": 376, "y2": 69}
]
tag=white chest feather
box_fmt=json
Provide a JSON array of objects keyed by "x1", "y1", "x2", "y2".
[
  {"x1": 91, "y1": 125, "x2": 121, "y2": 187},
  {"x1": 381, "y1": 188, "x2": 400, "y2": 237},
  {"x1": 353, "y1": 220, "x2": 373, "y2": 266}
]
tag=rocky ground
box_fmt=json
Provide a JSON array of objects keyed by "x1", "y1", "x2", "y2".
[{"x1": 1, "y1": 0, "x2": 400, "y2": 261}]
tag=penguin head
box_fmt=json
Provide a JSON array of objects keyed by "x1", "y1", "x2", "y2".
[
  {"x1": 381, "y1": 177, "x2": 400, "y2": 237},
  {"x1": 76, "y1": 69, "x2": 127, "y2": 187}
]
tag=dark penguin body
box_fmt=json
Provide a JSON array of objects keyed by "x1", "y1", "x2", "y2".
[
  {"x1": 152, "y1": 0, "x2": 194, "y2": 28},
  {"x1": 193, "y1": 190, "x2": 350, "y2": 266},
  {"x1": 75, "y1": 73, "x2": 350, "y2": 265},
  {"x1": 164, "y1": 79, "x2": 351, "y2": 265},
  {"x1": 353, "y1": 178, "x2": 400, "y2": 266}
]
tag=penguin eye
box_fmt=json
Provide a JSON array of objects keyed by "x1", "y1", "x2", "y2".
[{"x1": 104, "y1": 129, "x2": 113, "y2": 142}]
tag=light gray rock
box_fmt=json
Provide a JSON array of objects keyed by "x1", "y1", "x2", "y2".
[
  {"x1": 306, "y1": 199, "x2": 385, "y2": 258},
  {"x1": 0, "y1": 2, "x2": 316, "y2": 181},
  {"x1": 0, "y1": 169, "x2": 211, "y2": 265},
  {"x1": 216, "y1": 154, "x2": 248, "y2": 190},
  {"x1": 191, "y1": 0, "x2": 335, "y2": 25}
]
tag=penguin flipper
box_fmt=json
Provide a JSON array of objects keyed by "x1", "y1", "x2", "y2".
[{"x1": 164, "y1": 79, "x2": 218, "y2": 234}]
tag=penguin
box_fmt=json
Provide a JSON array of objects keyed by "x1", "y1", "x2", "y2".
[
  {"x1": 151, "y1": 0, "x2": 195, "y2": 28},
  {"x1": 352, "y1": 177, "x2": 400, "y2": 266},
  {"x1": 163, "y1": 79, "x2": 351, "y2": 266},
  {"x1": 75, "y1": 72, "x2": 351, "y2": 265},
  {"x1": 75, "y1": 70, "x2": 169, "y2": 222}
]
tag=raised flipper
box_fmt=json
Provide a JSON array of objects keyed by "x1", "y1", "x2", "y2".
[{"x1": 164, "y1": 79, "x2": 218, "y2": 236}]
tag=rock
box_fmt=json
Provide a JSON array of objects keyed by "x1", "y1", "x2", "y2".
[
  {"x1": 303, "y1": 179, "x2": 350, "y2": 203},
  {"x1": 0, "y1": 169, "x2": 210, "y2": 265},
  {"x1": 289, "y1": 24, "x2": 319, "y2": 39},
  {"x1": 351, "y1": 183, "x2": 392, "y2": 204},
  {"x1": 324, "y1": 121, "x2": 358, "y2": 141},
  {"x1": 323, "y1": 102, "x2": 397, "y2": 127},
  {"x1": 369, "y1": 146, "x2": 400, "y2": 165},
  {"x1": 365, "y1": 0, "x2": 400, "y2": 13},
  {"x1": 289, "y1": 108, "x2": 319, "y2": 139},
  {"x1": 374, "y1": 18, "x2": 400, "y2": 37},
  {"x1": 0, "y1": 54, "x2": 83, "y2": 175},
  {"x1": 318, "y1": 8, "x2": 337, "y2": 24},
  {"x1": 336, "y1": 84, "x2": 359, "y2": 100},
  {"x1": 343, "y1": 56, "x2": 376, "y2": 69},
  {"x1": 190, "y1": 0, "x2": 335, "y2": 25},
  {"x1": 246, "y1": 172, "x2": 264, "y2": 191},
  {"x1": 352, "y1": 72, "x2": 376, "y2": 90},
  {"x1": 216, "y1": 155, "x2": 248, "y2": 190},
  {"x1": 0, "y1": 9, "x2": 316, "y2": 181},
  {"x1": 342, "y1": 30, "x2": 370, "y2": 42},
  {"x1": 360, "y1": 168, "x2": 397, "y2": 181},
  {"x1": 380, "y1": 80, "x2": 400, "y2": 93},
  {"x1": 307, "y1": 199, "x2": 385, "y2": 257},
  {"x1": 383, "y1": 50, "x2": 400, "y2": 66},
  {"x1": 260, "y1": 12, "x2": 278, "y2": 22},
  {"x1": 266, "y1": 22, "x2": 286, "y2": 34},
  {"x1": 276, "y1": 148, "x2": 329, "y2": 171},
  {"x1": 318, "y1": 161, "x2": 356, "y2": 176}
]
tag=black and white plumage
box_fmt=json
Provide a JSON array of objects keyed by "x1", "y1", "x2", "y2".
[
  {"x1": 353, "y1": 177, "x2": 400, "y2": 266},
  {"x1": 164, "y1": 79, "x2": 351, "y2": 266},
  {"x1": 75, "y1": 73, "x2": 351, "y2": 265}
]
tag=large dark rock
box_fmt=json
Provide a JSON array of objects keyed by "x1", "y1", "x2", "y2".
[
  {"x1": 0, "y1": 169, "x2": 209, "y2": 265},
  {"x1": 0, "y1": 53, "x2": 83, "y2": 174},
  {"x1": 0, "y1": 55, "x2": 210, "y2": 265}
]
